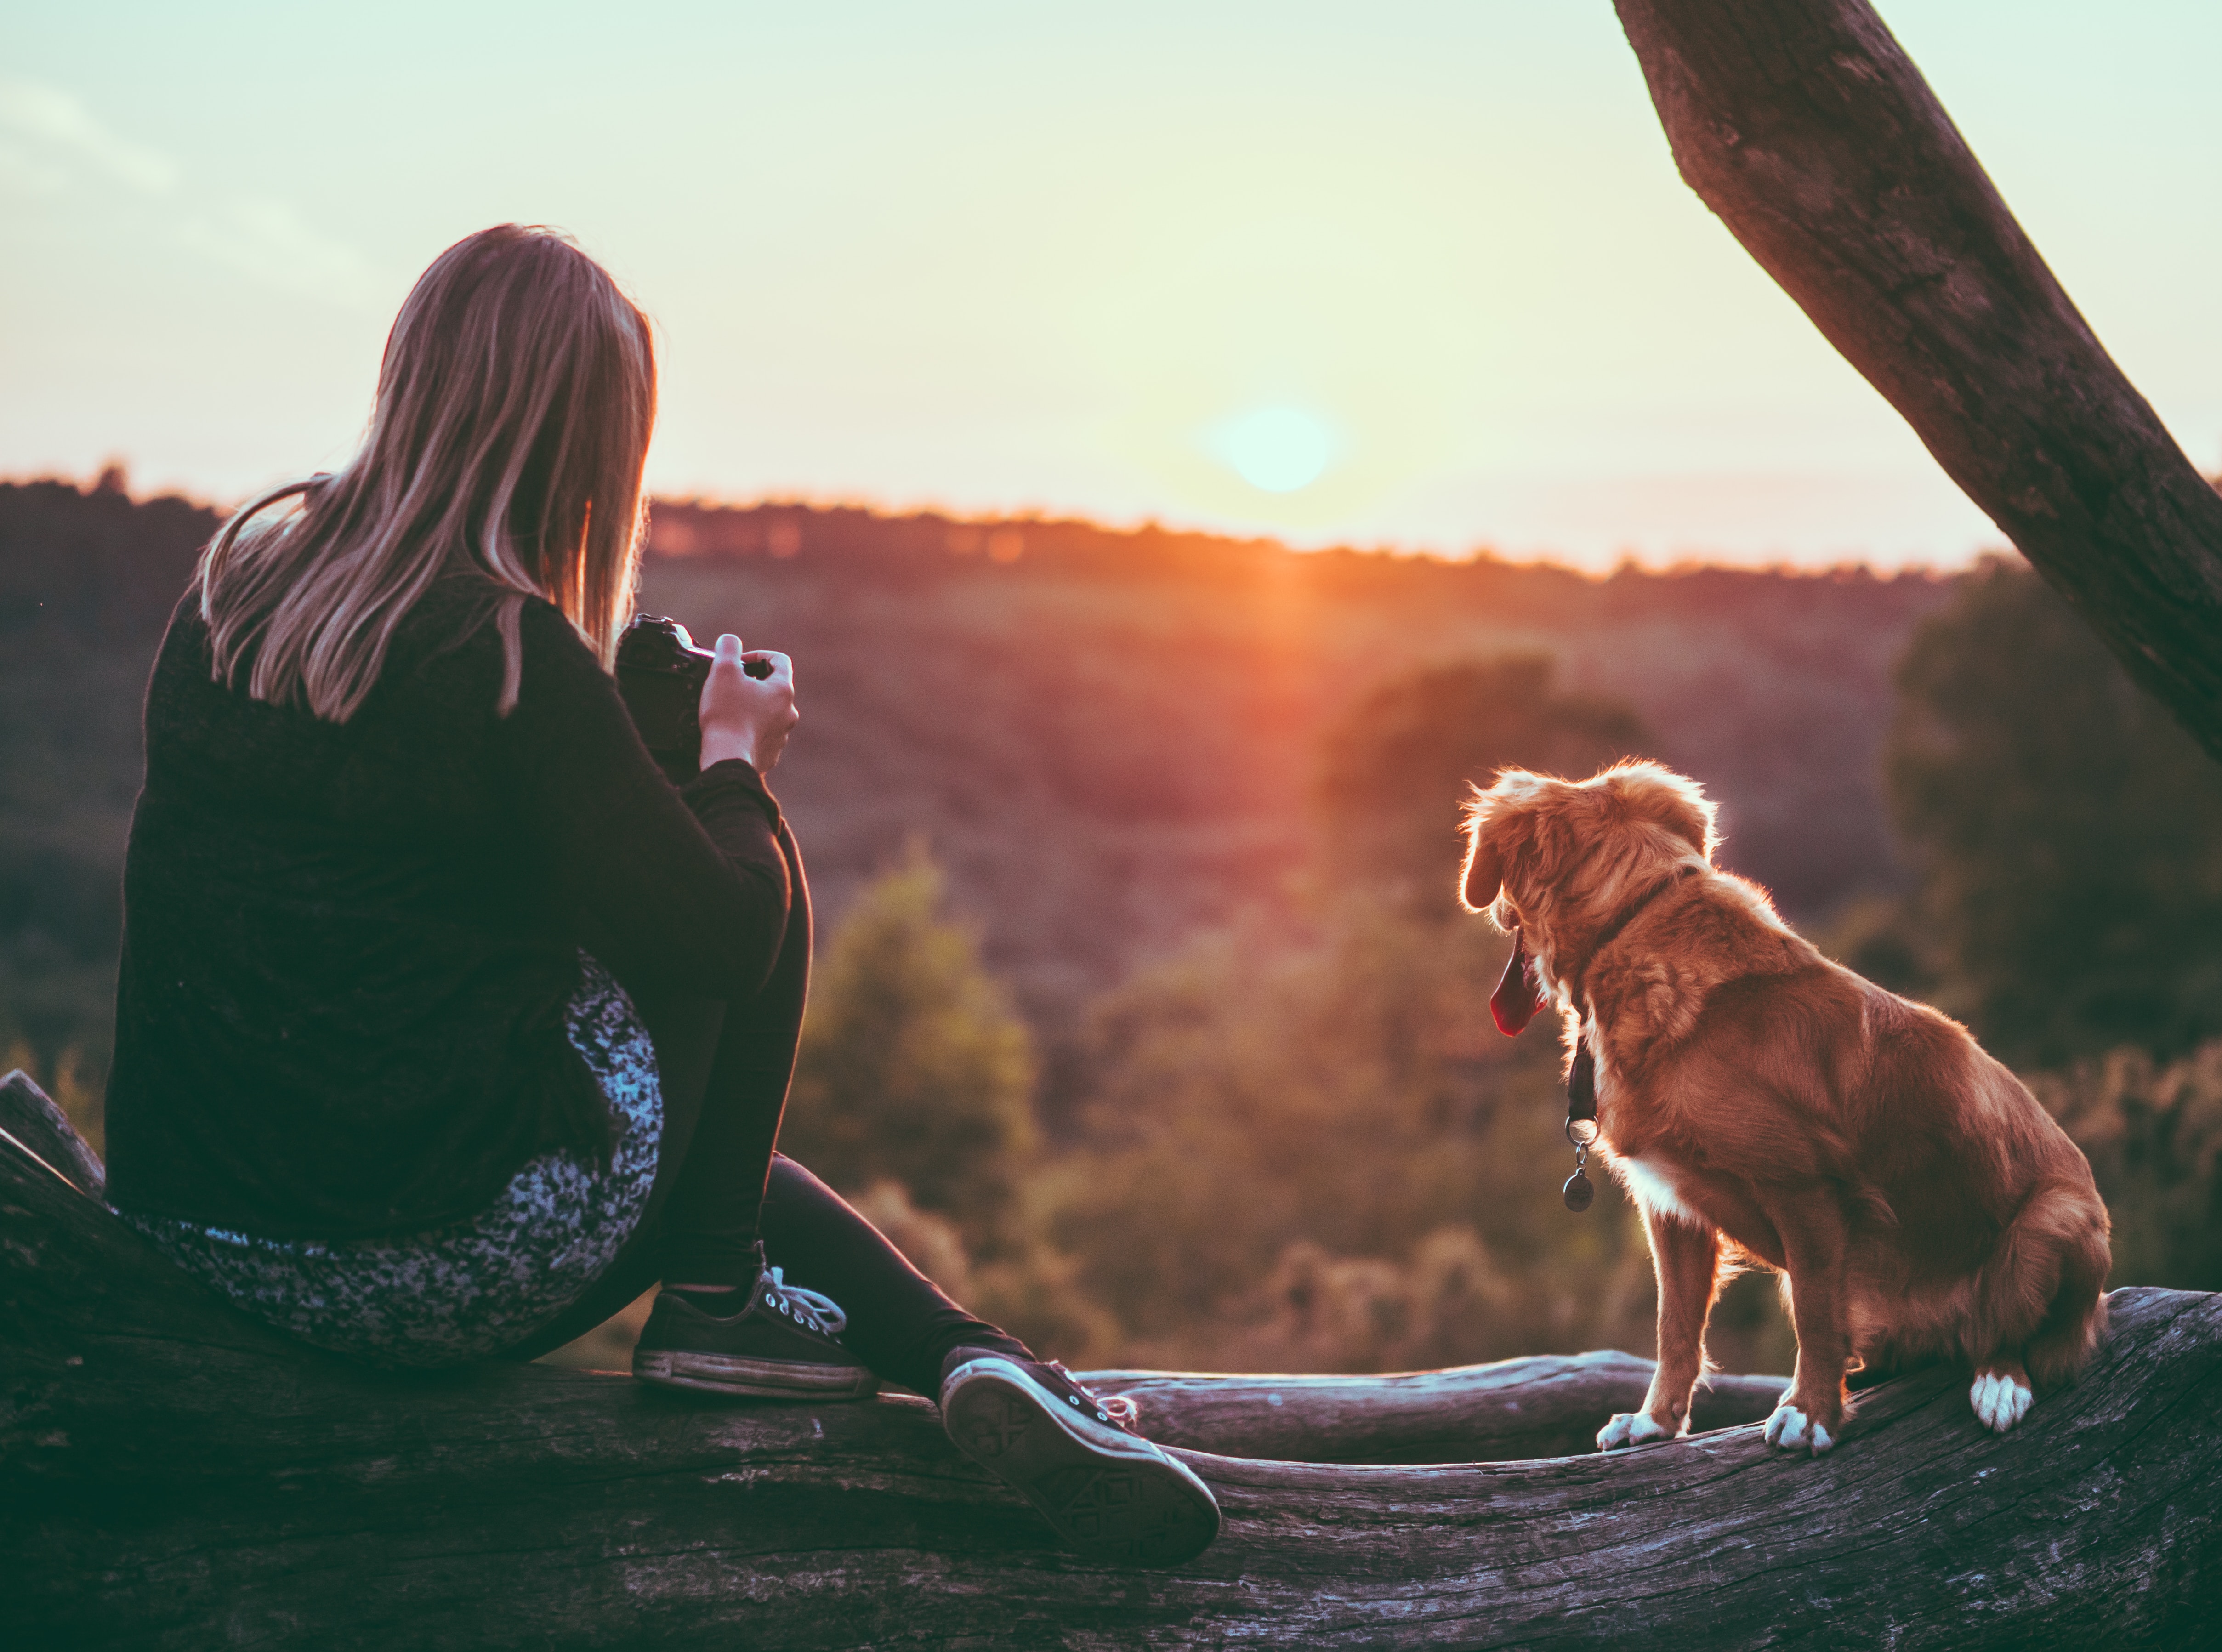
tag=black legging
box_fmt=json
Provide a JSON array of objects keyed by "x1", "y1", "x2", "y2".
[{"x1": 501, "y1": 993, "x2": 1029, "y2": 1395}]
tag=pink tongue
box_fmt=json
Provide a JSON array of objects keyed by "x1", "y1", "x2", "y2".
[{"x1": 1490, "y1": 934, "x2": 1546, "y2": 1036}]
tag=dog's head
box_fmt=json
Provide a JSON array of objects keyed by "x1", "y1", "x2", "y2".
[{"x1": 1460, "y1": 761, "x2": 1718, "y2": 1033}]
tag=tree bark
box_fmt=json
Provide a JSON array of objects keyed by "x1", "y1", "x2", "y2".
[
  {"x1": 5, "y1": 1081, "x2": 2218, "y2": 1649},
  {"x1": 1613, "y1": 0, "x2": 2222, "y2": 761}
]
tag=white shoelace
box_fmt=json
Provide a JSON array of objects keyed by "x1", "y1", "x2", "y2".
[
  {"x1": 762, "y1": 1266, "x2": 848, "y2": 1335},
  {"x1": 1045, "y1": 1359, "x2": 1140, "y2": 1426}
]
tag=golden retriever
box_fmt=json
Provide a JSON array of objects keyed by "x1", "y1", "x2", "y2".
[{"x1": 1460, "y1": 761, "x2": 2109, "y2": 1454}]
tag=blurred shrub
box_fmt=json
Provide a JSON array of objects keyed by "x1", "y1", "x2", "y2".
[
  {"x1": 2031, "y1": 1039, "x2": 2222, "y2": 1292},
  {"x1": 1222, "y1": 1228, "x2": 1520, "y2": 1375},
  {"x1": 1887, "y1": 558, "x2": 2222, "y2": 1067},
  {"x1": 1037, "y1": 900, "x2": 1683, "y2": 1371},
  {"x1": 845, "y1": 1179, "x2": 976, "y2": 1305},
  {"x1": 783, "y1": 848, "x2": 1038, "y2": 1257},
  {"x1": 967, "y1": 1240, "x2": 1128, "y2": 1374}
]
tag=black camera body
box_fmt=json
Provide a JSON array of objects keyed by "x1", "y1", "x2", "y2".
[{"x1": 615, "y1": 614, "x2": 767, "y2": 783}]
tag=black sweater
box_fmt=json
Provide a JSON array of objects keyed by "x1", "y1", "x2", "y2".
[{"x1": 104, "y1": 582, "x2": 799, "y2": 1239}]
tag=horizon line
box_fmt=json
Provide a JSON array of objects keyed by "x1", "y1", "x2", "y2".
[{"x1": 5, "y1": 466, "x2": 2000, "y2": 585}]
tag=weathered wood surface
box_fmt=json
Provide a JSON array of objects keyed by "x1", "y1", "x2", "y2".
[
  {"x1": 1085, "y1": 1360, "x2": 1783, "y2": 1465},
  {"x1": 0, "y1": 1064, "x2": 105, "y2": 1200},
  {"x1": 1614, "y1": 0, "x2": 2222, "y2": 759},
  {"x1": 5, "y1": 1081, "x2": 2219, "y2": 1649}
]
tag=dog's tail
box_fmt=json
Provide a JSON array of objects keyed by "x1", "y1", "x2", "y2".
[{"x1": 1971, "y1": 1177, "x2": 2111, "y2": 1389}]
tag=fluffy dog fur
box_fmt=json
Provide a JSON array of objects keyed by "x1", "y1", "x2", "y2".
[{"x1": 1460, "y1": 761, "x2": 2110, "y2": 1455}]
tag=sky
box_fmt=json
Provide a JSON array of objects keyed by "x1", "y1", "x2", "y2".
[{"x1": 2, "y1": 2, "x2": 2216, "y2": 571}]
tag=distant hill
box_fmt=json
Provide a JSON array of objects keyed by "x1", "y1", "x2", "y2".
[{"x1": 0, "y1": 480, "x2": 1960, "y2": 1077}]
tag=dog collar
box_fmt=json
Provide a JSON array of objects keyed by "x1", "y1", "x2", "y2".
[{"x1": 1560, "y1": 862, "x2": 1702, "y2": 1214}]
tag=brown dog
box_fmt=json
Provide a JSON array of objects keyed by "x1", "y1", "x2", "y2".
[{"x1": 1461, "y1": 761, "x2": 2109, "y2": 1454}]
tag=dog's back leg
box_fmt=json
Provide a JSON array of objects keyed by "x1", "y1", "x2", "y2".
[
  {"x1": 2019, "y1": 1189, "x2": 2111, "y2": 1388},
  {"x1": 1967, "y1": 1180, "x2": 2111, "y2": 1433}
]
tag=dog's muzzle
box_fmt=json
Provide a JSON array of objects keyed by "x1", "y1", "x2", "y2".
[{"x1": 1491, "y1": 932, "x2": 1548, "y2": 1036}]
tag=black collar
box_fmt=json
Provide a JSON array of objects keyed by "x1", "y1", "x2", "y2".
[
  {"x1": 1564, "y1": 861, "x2": 1704, "y2": 1018},
  {"x1": 1564, "y1": 862, "x2": 1702, "y2": 1130}
]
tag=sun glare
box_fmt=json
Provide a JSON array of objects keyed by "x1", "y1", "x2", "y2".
[{"x1": 1209, "y1": 405, "x2": 1340, "y2": 493}]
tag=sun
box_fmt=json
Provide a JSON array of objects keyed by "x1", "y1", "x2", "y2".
[{"x1": 1207, "y1": 405, "x2": 1340, "y2": 493}]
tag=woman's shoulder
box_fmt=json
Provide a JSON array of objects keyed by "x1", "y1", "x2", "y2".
[
  {"x1": 392, "y1": 583, "x2": 639, "y2": 773},
  {"x1": 511, "y1": 588, "x2": 602, "y2": 656},
  {"x1": 386, "y1": 581, "x2": 600, "y2": 697},
  {"x1": 404, "y1": 579, "x2": 592, "y2": 653}
]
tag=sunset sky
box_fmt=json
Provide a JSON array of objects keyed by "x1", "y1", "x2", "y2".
[{"x1": 3, "y1": 2, "x2": 2216, "y2": 569}]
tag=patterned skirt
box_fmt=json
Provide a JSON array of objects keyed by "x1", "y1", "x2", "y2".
[{"x1": 118, "y1": 953, "x2": 662, "y2": 1368}]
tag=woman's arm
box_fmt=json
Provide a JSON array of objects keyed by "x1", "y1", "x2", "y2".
[{"x1": 498, "y1": 599, "x2": 793, "y2": 1002}]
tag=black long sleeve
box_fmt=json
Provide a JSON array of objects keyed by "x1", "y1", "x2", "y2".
[
  {"x1": 103, "y1": 584, "x2": 796, "y2": 1239},
  {"x1": 497, "y1": 599, "x2": 792, "y2": 1002}
]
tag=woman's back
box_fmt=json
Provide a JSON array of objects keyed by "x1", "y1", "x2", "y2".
[
  {"x1": 110, "y1": 579, "x2": 602, "y2": 1238},
  {"x1": 105, "y1": 580, "x2": 789, "y2": 1239}
]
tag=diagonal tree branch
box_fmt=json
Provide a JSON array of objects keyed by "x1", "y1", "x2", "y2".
[{"x1": 1614, "y1": 0, "x2": 2222, "y2": 760}]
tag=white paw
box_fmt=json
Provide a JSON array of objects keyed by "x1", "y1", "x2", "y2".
[
  {"x1": 1763, "y1": 1401, "x2": 1836, "y2": 1456},
  {"x1": 1597, "y1": 1410, "x2": 1675, "y2": 1451},
  {"x1": 1969, "y1": 1370, "x2": 2033, "y2": 1434}
]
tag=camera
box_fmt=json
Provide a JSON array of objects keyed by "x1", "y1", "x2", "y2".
[{"x1": 615, "y1": 613, "x2": 769, "y2": 783}]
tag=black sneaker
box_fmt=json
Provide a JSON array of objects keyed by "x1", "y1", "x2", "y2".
[
  {"x1": 939, "y1": 1349, "x2": 1221, "y2": 1566},
  {"x1": 633, "y1": 1268, "x2": 878, "y2": 1400}
]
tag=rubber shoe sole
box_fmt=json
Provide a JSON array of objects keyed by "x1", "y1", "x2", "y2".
[
  {"x1": 942, "y1": 1359, "x2": 1220, "y2": 1566},
  {"x1": 634, "y1": 1348, "x2": 879, "y2": 1400}
]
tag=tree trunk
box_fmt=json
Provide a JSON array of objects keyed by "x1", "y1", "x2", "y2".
[
  {"x1": 1613, "y1": 0, "x2": 2222, "y2": 761},
  {"x1": 5, "y1": 1079, "x2": 2217, "y2": 1649}
]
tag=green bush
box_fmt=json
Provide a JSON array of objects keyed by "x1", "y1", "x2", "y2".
[
  {"x1": 2030, "y1": 1040, "x2": 2222, "y2": 1293},
  {"x1": 1887, "y1": 558, "x2": 2222, "y2": 1067},
  {"x1": 1039, "y1": 901, "x2": 1681, "y2": 1371},
  {"x1": 782, "y1": 847, "x2": 1039, "y2": 1258}
]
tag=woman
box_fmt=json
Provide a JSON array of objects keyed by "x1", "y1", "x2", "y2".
[{"x1": 100, "y1": 224, "x2": 1216, "y2": 1568}]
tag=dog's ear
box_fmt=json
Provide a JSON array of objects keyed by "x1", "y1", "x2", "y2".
[
  {"x1": 1460, "y1": 771, "x2": 1541, "y2": 914},
  {"x1": 1606, "y1": 761, "x2": 1719, "y2": 861},
  {"x1": 1460, "y1": 829, "x2": 1502, "y2": 914}
]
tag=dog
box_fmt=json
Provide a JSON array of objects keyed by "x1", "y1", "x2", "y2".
[{"x1": 1460, "y1": 761, "x2": 2109, "y2": 1455}]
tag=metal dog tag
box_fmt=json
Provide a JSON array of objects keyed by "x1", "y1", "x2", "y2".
[{"x1": 1563, "y1": 1169, "x2": 1594, "y2": 1212}]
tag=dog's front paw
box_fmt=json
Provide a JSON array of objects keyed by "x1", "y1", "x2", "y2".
[
  {"x1": 1969, "y1": 1368, "x2": 2033, "y2": 1434},
  {"x1": 1597, "y1": 1410, "x2": 1676, "y2": 1452},
  {"x1": 1762, "y1": 1401, "x2": 1836, "y2": 1456}
]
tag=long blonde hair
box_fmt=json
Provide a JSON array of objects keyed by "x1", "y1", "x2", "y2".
[{"x1": 198, "y1": 224, "x2": 656, "y2": 720}]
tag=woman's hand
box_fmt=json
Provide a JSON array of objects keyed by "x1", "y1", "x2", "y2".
[{"x1": 698, "y1": 634, "x2": 797, "y2": 775}]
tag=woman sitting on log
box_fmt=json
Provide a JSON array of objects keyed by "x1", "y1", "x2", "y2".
[{"x1": 97, "y1": 224, "x2": 1217, "y2": 1567}]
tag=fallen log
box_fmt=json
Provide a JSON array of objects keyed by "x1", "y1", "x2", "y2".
[
  {"x1": 1084, "y1": 1356, "x2": 1782, "y2": 1465},
  {"x1": 1614, "y1": 0, "x2": 2222, "y2": 758},
  {"x1": 4, "y1": 1073, "x2": 2217, "y2": 1648}
]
